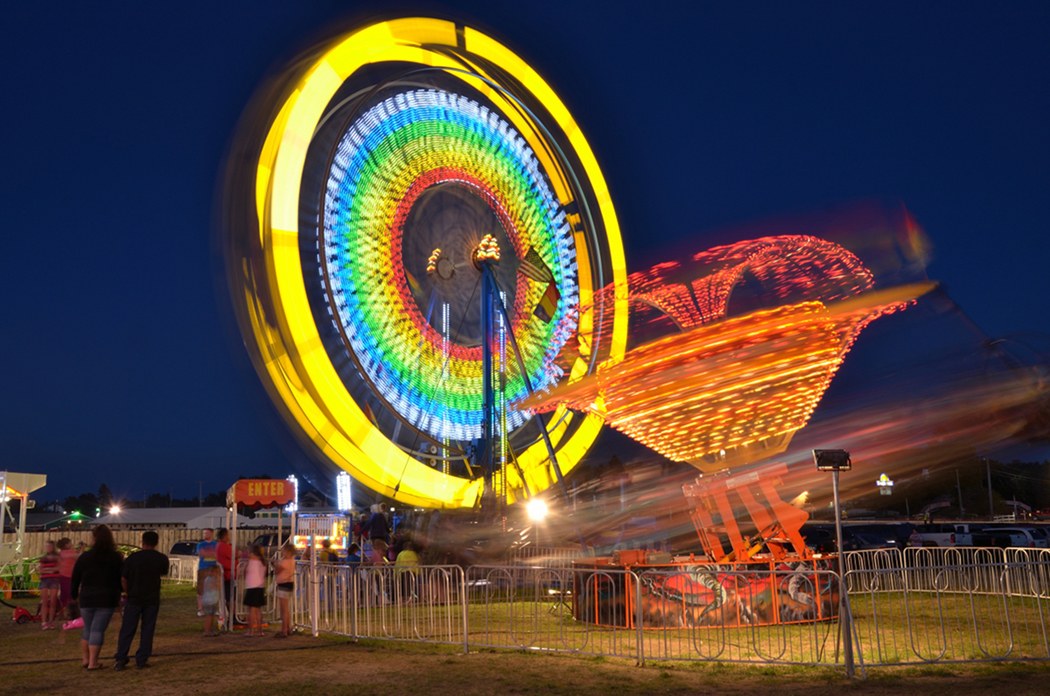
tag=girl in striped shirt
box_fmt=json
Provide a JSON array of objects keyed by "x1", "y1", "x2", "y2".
[{"x1": 37, "y1": 540, "x2": 61, "y2": 629}]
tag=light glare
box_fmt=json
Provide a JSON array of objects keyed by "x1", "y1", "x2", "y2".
[{"x1": 526, "y1": 498, "x2": 548, "y2": 521}]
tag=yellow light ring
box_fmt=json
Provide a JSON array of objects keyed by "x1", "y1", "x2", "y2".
[{"x1": 226, "y1": 17, "x2": 627, "y2": 508}]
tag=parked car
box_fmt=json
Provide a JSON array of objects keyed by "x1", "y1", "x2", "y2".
[
  {"x1": 169, "y1": 540, "x2": 202, "y2": 557},
  {"x1": 972, "y1": 528, "x2": 1028, "y2": 548},
  {"x1": 851, "y1": 524, "x2": 910, "y2": 549},
  {"x1": 851, "y1": 532, "x2": 897, "y2": 551},
  {"x1": 251, "y1": 533, "x2": 289, "y2": 560},
  {"x1": 913, "y1": 524, "x2": 973, "y2": 547},
  {"x1": 992, "y1": 527, "x2": 1048, "y2": 548},
  {"x1": 800, "y1": 526, "x2": 885, "y2": 553}
]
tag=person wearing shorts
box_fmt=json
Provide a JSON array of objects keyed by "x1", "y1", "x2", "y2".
[
  {"x1": 38, "y1": 540, "x2": 62, "y2": 629},
  {"x1": 244, "y1": 545, "x2": 267, "y2": 637},
  {"x1": 196, "y1": 528, "x2": 218, "y2": 616},
  {"x1": 200, "y1": 567, "x2": 221, "y2": 636},
  {"x1": 274, "y1": 545, "x2": 295, "y2": 637},
  {"x1": 57, "y1": 538, "x2": 79, "y2": 620}
]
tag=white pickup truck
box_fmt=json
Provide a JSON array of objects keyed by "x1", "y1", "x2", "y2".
[{"x1": 912, "y1": 523, "x2": 973, "y2": 547}]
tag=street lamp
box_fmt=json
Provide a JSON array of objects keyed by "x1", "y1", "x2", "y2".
[
  {"x1": 813, "y1": 448, "x2": 855, "y2": 678},
  {"x1": 526, "y1": 498, "x2": 548, "y2": 522}
]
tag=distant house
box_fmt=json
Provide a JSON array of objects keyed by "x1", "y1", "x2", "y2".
[
  {"x1": 1, "y1": 512, "x2": 78, "y2": 533},
  {"x1": 253, "y1": 507, "x2": 286, "y2": 521},
  {"x1": 25, "y1": 512, "x2": 76, "y2": 531},
  {"x1": 300, "y1": 491, "x2": 327, "y2": 508},
  {"x1": 91, "y1": 507, "x2": 269, "y2": 530}
]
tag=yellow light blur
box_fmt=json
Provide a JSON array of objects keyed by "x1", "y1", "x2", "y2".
[{"x1": 243, "y1": 18, "x2": 627, "y2": 508}]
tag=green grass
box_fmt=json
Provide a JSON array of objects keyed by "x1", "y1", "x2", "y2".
[
  {"x1": 300, "y1": 582, "x2": 1050, "y2": 667},
  {"x1": 6, "y1": 579, "x2": 1050, "y2": 696}
]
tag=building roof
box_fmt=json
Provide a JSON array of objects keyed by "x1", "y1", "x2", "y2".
[{"x1": 91, "y1": 506, "x2": 269, "y2": 529}]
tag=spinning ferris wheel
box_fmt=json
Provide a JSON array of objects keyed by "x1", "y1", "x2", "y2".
[{"x1": 221, "y1": 18, "x2": 628, "y2": 509}]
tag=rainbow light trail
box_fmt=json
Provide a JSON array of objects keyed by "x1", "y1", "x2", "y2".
[{"x1": 323, "y1": 90, "x2": 580, "y2": 442}]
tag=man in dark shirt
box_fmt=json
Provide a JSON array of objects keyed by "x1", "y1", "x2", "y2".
[
  {"x1": 113, "y1": 531, "x2": 169, "y2": 671},
  {"x1": 365, "y1": 504, "x2": 390, "y2": 544}
]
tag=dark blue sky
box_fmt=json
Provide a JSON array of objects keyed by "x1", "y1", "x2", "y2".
[{"x1": 3, "y1": 2, "x2": 1048, "y2": 504}]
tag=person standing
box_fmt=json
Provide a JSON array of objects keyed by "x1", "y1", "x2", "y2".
[
  {"x1": 273, "y1": 545, "x2": 296, "y2": 638},
  {"x1": 365, "y1": 504, "x2": 390, "y2": 544},
  {"x1": 394, "y1": 541, "x2": 420, "y2": 603},
  {"x1": 113, "y1": 531, "x2": 169, "y2": 671},
  {"x1": 57, "y1": 538, "x2": 80, "y2": 622},
  {"x1": 70, "y1": 524, "x2": 123, "y2": 670},
  {"x1": 243, "y1": 545, "x2": 267, "y2": 637},
  {"x1": 38, "y1": 540, "x2": 61, "y2": 629},
  {"x1": 318, "y1": 538, "x2": 338, "y2": 564},
  {"x1": 196, "y1": 528, "x2": 217, "y2": 618},
  {"x1": 345, "y1": 543, "x2": 362, "y2": 569},
  {"x1": 215, "y1": 528, "x2": 234, "y2": 620}
]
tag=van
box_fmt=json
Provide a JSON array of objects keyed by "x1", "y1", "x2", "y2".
[{"x1": 914, "y1": 524, "x2": 972, "y2": 547}]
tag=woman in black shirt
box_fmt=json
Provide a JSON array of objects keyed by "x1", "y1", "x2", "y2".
[{"x1": 71, "y1": 524, "x2": 123, "y2": 669}]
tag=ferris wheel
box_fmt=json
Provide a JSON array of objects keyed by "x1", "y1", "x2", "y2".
[{"x1": 221, "y1": 18, "x2": 628, "y2": 509}]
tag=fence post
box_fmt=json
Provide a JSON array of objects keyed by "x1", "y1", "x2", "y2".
[
  {"x1": 634, "y1": 571, "x2": 644, "y2": 666},
  {"x1": 310, "y1": 535, "x2": 319, "y2": 637},
  {"x1": 841, "y1": 569, "x2": 857, "y2": 678},
  {"x1": 351, "y1": 564, "x2": 358, "y2": 640},
  {"x1": 461, "y1": 567, "x2": 469, "y2": 655}
]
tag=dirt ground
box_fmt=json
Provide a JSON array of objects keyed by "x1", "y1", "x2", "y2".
[{"x1": 3, "y1": 585, "x2": 1050, "y2": 696}]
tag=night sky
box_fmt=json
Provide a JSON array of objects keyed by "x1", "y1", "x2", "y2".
[{"x1": 3, "y1": 2, "x2": 1048, "y2": 504}]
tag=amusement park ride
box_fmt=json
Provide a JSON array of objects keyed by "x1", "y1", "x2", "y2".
[{"x1": 219, "y1": 16, "x2": 935, "y2": 567}]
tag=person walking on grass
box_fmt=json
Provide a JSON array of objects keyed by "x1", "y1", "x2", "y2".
[
  {"x1": 244, "y1": 545, "x2": 267, "y2": 637},
  {"x1": 196, "y1": 528, "x2": 218, "y2": 617},
  {"x1": 274, "y1": 544, "x2": 296, "y2": 638},
  {"x1": 201, "y1": 566, "x2": 222, "y2": 636},
  {"x1": 113, "y1": 531, "x2": 169, "y2": 671},
  {"x1": 70, "y1": 524, "x2": 124, "y2": 670}
]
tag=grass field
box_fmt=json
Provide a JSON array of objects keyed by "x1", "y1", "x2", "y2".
[{"x1": 4, "y1": 584, "x2": 1050, "y2": 695}]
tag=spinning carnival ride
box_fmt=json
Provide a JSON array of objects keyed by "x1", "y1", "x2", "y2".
[
  {"x1": 221, "y1": 17, "x2": 931, "y2": 514},
  {"x1": 221, "y1": 18, "x2": 628, "y2": 509}
]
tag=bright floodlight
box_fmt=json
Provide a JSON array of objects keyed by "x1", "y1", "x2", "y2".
[
  {"x1": 110, "y1": 505, "x2": 121, "y2": 514},
  {"x1": 526, "y1": 498, "x2": 548, "y2": 522}
]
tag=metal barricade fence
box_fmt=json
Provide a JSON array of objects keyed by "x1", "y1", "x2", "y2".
[
  {"x1": 844, "y1": 550, "x2": 904, "y2": 593},
  {"x1": 506, "y1": 547, "x2": 585, "y2": 568},
  {"x1": 292, "y1": 561, "x2": 468, "y2": 647},
  {"x1": 165, "y1": 556, "x2": 198, "y2": 584},
  {"x1": 225, "y1": 559, "x2": 280, "y2": 627},
  {"x1": 634, "y1": 567, "x2": 846, "y2": 666},
  {"x1": 846, "y1": 562, "x2": 1050, "y2": 665},
  {"x1": 844, "y1": 547, "x2": 1050, "y2": 598},
  {"x1": 277, "y1": 558, "x2": 1050, "y2": 669},
  {"x1": 903, "y1": 547, "x2": 1008, "y2": 594},
  {"x1": 467, "y1": 565, "x2": 639, "y2": 659},
  {"x1": 1005, "y1": 548, "x2": 1050, "y2": 598}
]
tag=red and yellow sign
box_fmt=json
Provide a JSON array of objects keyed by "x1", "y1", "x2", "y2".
[{"x1": 230, "y1": 479, "x2": 295, "y2": 509}]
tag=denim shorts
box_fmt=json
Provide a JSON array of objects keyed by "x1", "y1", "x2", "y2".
[{"x1": 38, "y1": 577, "x2": 61, "y2": 591}]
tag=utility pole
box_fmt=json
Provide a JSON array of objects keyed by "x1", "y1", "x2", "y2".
[
  {"x1": 956, "y1": 469, "x2": 965, "y2": 517},
  {"x1": 986, "y1": 458, "x2": 994, "y2": 520}
]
